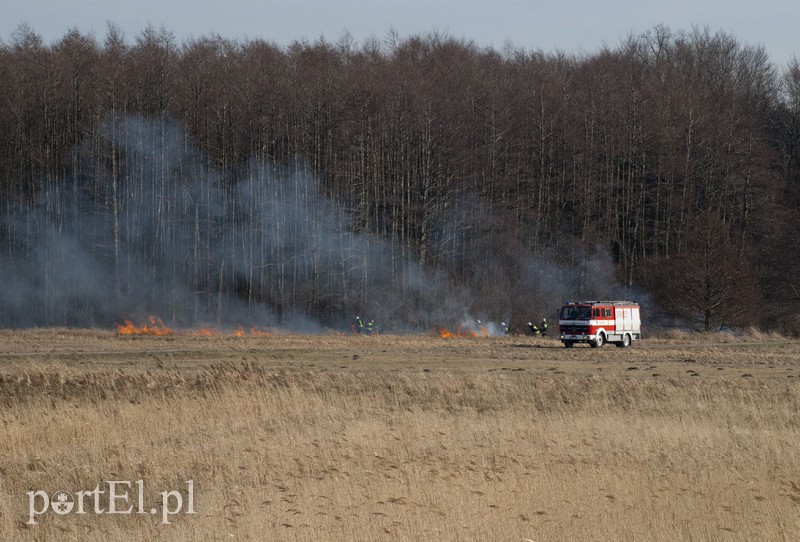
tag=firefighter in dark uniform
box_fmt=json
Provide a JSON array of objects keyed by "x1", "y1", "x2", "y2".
[
  {"x1": 354, "y1": 316, "x2": 364, "y2": 335},
  {"x1": 528, "y1": 321, "x2": 539, "y2": 335},
  {"x1": 540, "y1": 318, "x2": 548, "y2": 336}
]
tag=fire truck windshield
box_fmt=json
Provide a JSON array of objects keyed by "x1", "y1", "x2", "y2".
[{"x1": 561, "y1": 306, "x2": 592, "y2": 320}]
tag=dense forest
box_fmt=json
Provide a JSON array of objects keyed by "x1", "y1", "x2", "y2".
[{"x1": 1, "y1": 23, "x2": 799, "y2": 333}]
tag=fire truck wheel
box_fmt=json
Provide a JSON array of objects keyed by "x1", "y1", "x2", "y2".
[
  {"x1": 619, "y1": 334, "x2": 631, "y2": 348},
  {"x1": 562, "y1": 341, "x2": 575, "y2": 348},
  {"x1": 591, "y1": 333, "x2": 605, "y2": 348}
]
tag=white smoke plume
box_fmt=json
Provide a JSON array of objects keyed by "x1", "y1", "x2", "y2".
[{"x1": 0, "y1": 115, "x2": 649, "y2": 332}]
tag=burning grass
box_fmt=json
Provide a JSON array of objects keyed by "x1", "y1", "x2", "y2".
[
  {"x1": 115, "y1": 316, "x2": 271, "y2": 338},
  {"x1": 114, "y1": 315, "x2": 174, "y2": 336},
  {"x1": 436, "y1": 326, "x2": 479, "y2": 338},
  {"x1": 436, "y1": 322, "x2": 495, "y2": 338},
  {"x1": 1, "y1": 331, "x2": 799, "y2": 540}
]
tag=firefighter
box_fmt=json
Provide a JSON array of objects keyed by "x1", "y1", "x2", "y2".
[
  {"x1": 354, "y1": 316, "x2": 364, "y2": 335},
  {"x1": 528, "y1": 321, "x2": 540, "y2": 335},
  {"x1": 501, "y1": 322, "x2": 510, "y2": 334},
  {"x1": 366, "y1": 320, "x2": 375, "y2": 335},
  {"x1": 540, "y1": 318, "x2": 548, "y2": 336}
]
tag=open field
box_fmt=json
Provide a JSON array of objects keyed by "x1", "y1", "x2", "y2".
[{"x1": 1, "y1": 330, "x2": 799, "y2": 540}]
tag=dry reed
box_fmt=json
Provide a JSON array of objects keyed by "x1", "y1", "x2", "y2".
[{"x1": 1, "y1": 331, "x2": 798, "y2": 541}]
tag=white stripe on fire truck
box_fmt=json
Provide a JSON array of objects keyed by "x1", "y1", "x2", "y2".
[{"x1": 560, "y1": 320, "x2": 616, "y2": 326}]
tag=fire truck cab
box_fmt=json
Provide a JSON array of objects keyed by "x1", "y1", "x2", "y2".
[{"x1": 558, "y1": 301, "x2": 641, "y2": 348}]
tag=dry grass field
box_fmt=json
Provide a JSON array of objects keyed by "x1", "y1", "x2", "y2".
[{"x1": 1, "y1": 329, "x2": 799, "y2": 541}]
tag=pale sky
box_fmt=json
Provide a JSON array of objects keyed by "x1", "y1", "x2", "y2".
[{"x1": 2, "y1": 0, "x2": 797, "y2": 68}]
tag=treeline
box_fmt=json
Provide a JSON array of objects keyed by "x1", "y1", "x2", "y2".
[{"x1": 0, "y1": 23, "x2": 799, "y2": 332}]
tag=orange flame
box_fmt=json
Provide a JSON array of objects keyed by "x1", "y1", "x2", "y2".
[
  {"x1": 115, "y1": 315, "x2": 174, "y2": 336},
  {"x1": 117, "y1": 317, "x2": 272, "y2": 338},
  {"x1": 437, "y1": 327, "x2": 478, "y2": 339}
]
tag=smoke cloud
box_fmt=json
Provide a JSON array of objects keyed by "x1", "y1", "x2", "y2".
[{"x1": 0, "y1": 116, "x2": 646, "y2": 331}]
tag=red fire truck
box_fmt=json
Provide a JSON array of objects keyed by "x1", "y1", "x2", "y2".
[{"x1": 558, "y1": 301, "x2": 641, "y2": 348}]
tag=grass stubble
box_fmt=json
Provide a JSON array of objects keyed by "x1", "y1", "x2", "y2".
[{"x1": 0, "y1": 330, "x2": 798, "y2": 541}]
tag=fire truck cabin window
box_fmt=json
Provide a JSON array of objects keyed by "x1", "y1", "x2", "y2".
[{"x1": 562, "y1": 306, "x2": 592, "y2": 320}]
